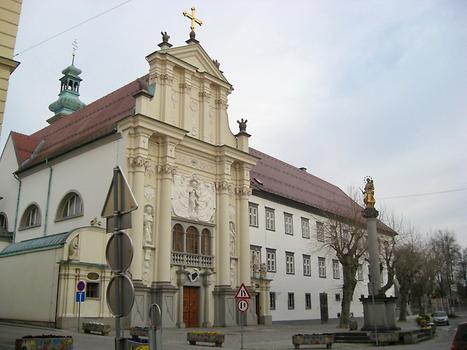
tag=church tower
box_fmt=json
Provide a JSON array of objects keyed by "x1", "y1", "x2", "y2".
[{"x1": 47, "y1": 49, "x2": 86, "y2": 124}]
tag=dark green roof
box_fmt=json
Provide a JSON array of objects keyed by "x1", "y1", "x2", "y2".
[{"x1": 0, "y1": 231, "x2": 71, "y2": 257}]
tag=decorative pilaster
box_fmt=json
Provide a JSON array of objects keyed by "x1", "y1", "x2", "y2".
[
  {"x1": 199, "y1": 82, "x2": 210, "y2": 141},
  {"x1": 216, "y1": 179, "x2": 231, "y2": 286},
  {"x1": 179, "y1": 74, "x2": 192, "y2": 131},
  {"x1": 129, "y1": 134, "x2": 150, "y2": 281},
  {"x1": 237, "y1": 183, "x2": 252, "y2": 286},
  {"x1": 201, "y1": 270, "x2": 213, "y2": 327},
  {"x1": 176, "y1": 268, "x2": 186, "y2": 328}
]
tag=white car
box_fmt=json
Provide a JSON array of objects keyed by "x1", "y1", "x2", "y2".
[{"x1": 432, "y1": 310, "x2": 449, "y2": 325}]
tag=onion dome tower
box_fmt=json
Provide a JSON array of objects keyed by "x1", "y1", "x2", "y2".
[{"x1": 47, "y1": 46, "x2": 86, "y2": 124}]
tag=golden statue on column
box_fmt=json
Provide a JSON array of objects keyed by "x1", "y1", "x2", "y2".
[{"x1": 362, "y1": 176, "x2": 376, "y2": 208}]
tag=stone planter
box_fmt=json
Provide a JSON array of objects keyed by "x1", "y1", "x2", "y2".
[
  {"x1": 82, "y1": 322, "x2": 110, "y2": 335},
  {"x1": 187, "y1": 332, "x2": 225, "y2": 347},
  {"x1": 292, "y1": 333, "x2": 334, "y2": 349},
  {"x1": 15, "y1": 335, "x2": 73, "y2": 350}
]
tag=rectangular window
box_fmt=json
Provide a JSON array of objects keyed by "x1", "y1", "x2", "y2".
[
  {"x1": 303, "y1": 254, "x2": 311, "y2": 276},
  {"x1": 249, "y1": 203, "x2": 258, "y2": 227},
  {"x1": 270, "y1": 292, "x2": 276, "y2": 310},
  {"x1": 266, "y1": 249, "x2": 276, "y2": 272},
  {"x1": 301, "y1": 217, "x2": 310, "y2": 238},
  {"x1": 342, "y1": 229, "x2": 350, "y2": 244},
  {"x1": 265, "y1": 208, "x2": 275, "y2": 231},
  {"x1": 284, "y1": 213, "x2": 293, "y2": 235},
  {"x1": 288, "y1": 292, "x2": 295, "y2": 310},
  {"x1": 335, "y1": 293, "x2": 341, "y2": 302},
  {"x1": 305, "y1": 293, "x2": 312, "y2": 309},
  {"x1": 250, "y1": 245, "x2": 261, "y2": 271},
  {"x1": 318, "y1": 257, "x2": 326, "y2": 278},
  {"x1": 286, "y1": 252, "x2": 295, "y2": 274},
  {"x1": 357, "y1": 264, "x2": 364, "y2": 281},
  {"x1": 86, "y1": 282, "x2": 100, "y2": 299},
  {"x1": 316, "y1": 221, "x2": 325, "y2": 242},
  {"x1": 332, "y1": 259, "x2": 340, "y2": 279}
]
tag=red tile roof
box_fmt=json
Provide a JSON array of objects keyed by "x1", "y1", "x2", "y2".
[
  {"x1": 12, "y1": 76, "x2": 148, "y2": 170},
  {"x1": 250, "y1": 148, "x2": 395, "y2": 234}
]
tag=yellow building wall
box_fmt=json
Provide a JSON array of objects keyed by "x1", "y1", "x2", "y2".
[{"x1": 0, "y1": 0, "x2": 22, "y2": 137}]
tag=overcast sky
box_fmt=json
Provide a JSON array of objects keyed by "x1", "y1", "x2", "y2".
[{"x1": 2, "y1": 0, "x2": 466, "y2": 245}]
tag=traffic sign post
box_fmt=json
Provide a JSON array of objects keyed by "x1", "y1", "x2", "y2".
[
  {"x1": 235, "y1": 283, "x2": 251, "y2": 350},
  {"x1": 102, "y1": 166, "x2": 138, "y2": 350},
  {"x1": 76, "y1": 280, "x2": 86, "y2": 333}
]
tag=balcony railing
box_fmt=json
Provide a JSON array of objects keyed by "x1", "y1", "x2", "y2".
[{"x1": 171, "y1": 251, "x2": 214, "y2": 269}]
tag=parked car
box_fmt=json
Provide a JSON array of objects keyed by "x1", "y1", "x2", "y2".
[
  {"x1": 451, "y1": 322, "x2": 467, "y2": 350},
  {"x1": 432, "y1": 310, "x2": 450, "y2": 325}
]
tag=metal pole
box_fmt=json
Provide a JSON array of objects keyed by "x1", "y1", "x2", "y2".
[
  {"x1": 113, "y1": 167, "x2": 122, "y2": 350},
  {"x1": 240, "y1": 311, "x2": 244, "y2": 350},
  {"x1": 78, "y1": 298, "x2": 81, "y2": 333}
]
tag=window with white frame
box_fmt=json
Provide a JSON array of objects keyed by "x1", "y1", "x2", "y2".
[
  {"x1": 318, "y1": 257, "x2": 326, "y2": 278},
  {"x1": 286, "y1": 252, "x2": 295, "y2": 274},
  {"x1": 305, "y1": 293, "x2": 312, "y2": 309},
  {"x1": 332, "y1": 259, "x2": 340, "y2": 279},
  {"x1": 20, "y1": 204, "x2": 41, "y2": 229},
  {"x1": 316, "y1": 221, "x2": 325, "y2": 242},
  {"x1": 270, "y1": 292, "x2": 276, "y2": 310},
  {"x1": 303, "y1": 254, "x2": 311, "y2": 276},
  {"x1": 57, "y1": 192, "x2": 83, "y2": 220},
  {"x1": 249, "y1": 203, "x2": 258, "y2": 227},
  {"x1": 335, "y1": 293, "x2": 341, "y2": 302},
  {"x1": 301, "y1": 217, "x2": 310, "y2": 238},
  {"x1": 86, "y1": 282, "x2": 100, "y2": 299},
  {"x1": 288, "y1": 292, "x2": 295, "y2": 309},
  {"x1": 265, "y1": 207, "x2": 275, "y2": 231},
  {"x1": 284, "y1": 213, "x2": 293, "y2": 235},
  {"x1": 266, "y1": 248, "x2": 276, "y2": 272},
  {"x1": 357, "y1": 264, "x2": 364, "y2": 281}
]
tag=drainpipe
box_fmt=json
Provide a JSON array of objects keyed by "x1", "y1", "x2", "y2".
[
  {"x1": 13, "y1": 173, "x2": 22, "y2": 243},
  {"x1": 44, "y1": 158, "x2": 53, "y2": 236}
]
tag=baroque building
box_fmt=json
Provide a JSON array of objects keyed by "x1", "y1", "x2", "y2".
[{"x1": 0, "y1": 32, "x2": 395, "y2": 329}]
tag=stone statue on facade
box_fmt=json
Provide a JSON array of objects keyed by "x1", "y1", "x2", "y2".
[
  {"x1": 229, "y1": 221, "x2": 236, "y2": 257},
  {"x1": 237, "y1": 118, "x2": 248, "y2": 133},
  {"x1": 161, "y1": 31, "x2": 170, "y2": 43},
  {"x1": 362, "y1": 177, "x2": 376, "y2": 208},
  {"x1": 68, "y1": 236, "x2": 79, "y2": 260},
  {"x1": 143, "y1": 205, "x2": 154, "y2": 245}
]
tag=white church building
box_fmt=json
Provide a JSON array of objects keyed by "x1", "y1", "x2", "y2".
[{"x1": 0, "y1": 32, "x2": 395, "y2": 329}]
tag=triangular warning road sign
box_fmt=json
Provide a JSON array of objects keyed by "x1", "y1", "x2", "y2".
[
  {"x1": 101, "y1": 166, "x2": 138, "y2": 218},
  {"x1": 234, "y1": 283, "x2": 251, "y2": 300}
]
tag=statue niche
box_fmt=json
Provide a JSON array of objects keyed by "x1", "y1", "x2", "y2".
[{"x1": 143, "y1": 205, "x2": 154, "y2": 245}]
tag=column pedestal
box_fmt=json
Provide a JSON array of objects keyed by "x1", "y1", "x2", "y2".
[
  {"x1": 360, "y1": 295, "x2": 399, "y2": 331},
  {"x1": 151, "y1": 282, "x2": 178, "y2": 328},
  {"x1": 213, "y1": 286, "x2": 236, "y2": 326}
]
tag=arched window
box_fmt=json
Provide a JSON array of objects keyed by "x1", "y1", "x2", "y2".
[
  {"x1": 0, "y1": 213, "x2": 8, "y2": 231},
  {"x1": 68, "y1": 80, "x2": 73, "y2": 89},
  {"x1": 201, "y1": 229, "x2": 211, "y2": 255},
  {"x1": 172, "y1": 224, "x2": 184, "y2": 252},
  {"x1": 20, "y1": 204, "x2": 41, "y2": 229},
  {"x1": 186, "y1": 226, "x2": 199, "y2": 254},
  {"x1": 57, "y1": 192, "x2": 83, "y2": 220}
]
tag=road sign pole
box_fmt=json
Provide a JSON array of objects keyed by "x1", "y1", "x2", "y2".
[
  {"x1": 240, "y1": 309, "x2": 244, "y2": 350},
  {"x1": 113, "y1": 167, "x2": 122, "y2": 350},
  {"x1": 78, "y1": 297, "x2": 81, "y2": 333}
]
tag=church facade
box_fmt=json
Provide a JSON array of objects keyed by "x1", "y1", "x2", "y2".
[{"x1": 0, "y1": 33, "x2": 395, "y2": 329}]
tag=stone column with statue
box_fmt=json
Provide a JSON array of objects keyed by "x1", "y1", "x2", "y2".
[{"x1": 360, "y1": 177, "x2": 398, "y2": 331}]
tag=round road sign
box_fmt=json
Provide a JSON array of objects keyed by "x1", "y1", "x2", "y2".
[
  {"x1": 77, "y1": 280, "x2": 86, "y2": 292},
  {"x1": 106, "y1": 273, "x2": 135, "y2": 317},
  {"x1": 106, "y1": 231, "x2": 133, "y2": 272},
  {"x1": 237, "y1": 299, "x2": 249, "y2": 312}
]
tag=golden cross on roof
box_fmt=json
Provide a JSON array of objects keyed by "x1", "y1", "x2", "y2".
[{"x1": 183, "y1": 7, "x2": 203, "y2": 32}]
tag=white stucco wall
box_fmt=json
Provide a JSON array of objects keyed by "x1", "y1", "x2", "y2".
[
  {"x1": 249, "y1": 194, "x2": 369, "y2": 322},
  {"x1": 11, "y1": 138, "x2": 123, "y2": 243},
  {"x1": 0, "y1": 136, "x2": 20, "y2": 234},
  {"x1": 0, "y1": 248, "x2": 61, "y2": 322}
]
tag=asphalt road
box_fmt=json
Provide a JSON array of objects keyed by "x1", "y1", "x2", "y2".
[{"x1": 1, "y1": 315, "x2": 465, "y2": 350}]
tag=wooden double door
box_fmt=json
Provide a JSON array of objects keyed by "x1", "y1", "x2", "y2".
[{"x1": 183, "y1": 286, "x2": 199, "y2": 327}]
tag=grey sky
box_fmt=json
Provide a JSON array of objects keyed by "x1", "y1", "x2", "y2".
[{"x1": 2, "y1": 0, "x2": 466, "y2": 244}]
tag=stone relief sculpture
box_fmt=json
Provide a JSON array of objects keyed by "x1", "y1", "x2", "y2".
[
  {"x1": 172, "y1": 174, "x2": 215, "y2": 222},
  {"x1": 144, "y1": 185, "x2": 155, "y2": 201},
  {"x1": 142, "y1": 249, "x2": 153, "y2": 285},
  {"x1": 143, "y1": 205, "x2": 154, "y2": 245},
  {"x1": 68, "y1": 236, "x2": 79, "y2": 260},
  {"x1": 230, "y1": 259, "x2": 237, "y2": 287},
  {"x1": 229, "y1": 221, "x2": 237, "y2": 257}
]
